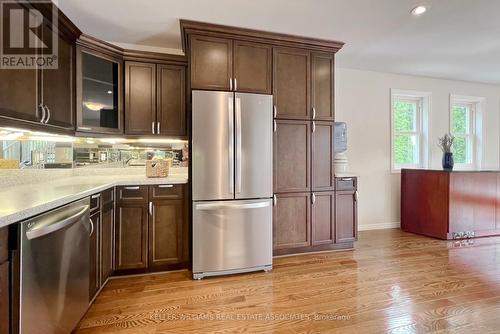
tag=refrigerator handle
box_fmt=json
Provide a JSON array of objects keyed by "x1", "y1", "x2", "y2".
[
  {"x1": 228, "y1": 96, "x2": 234, "y2": 194},
  {"x1": 235, "y1": 97, "x2": 242, "y2": 194}
]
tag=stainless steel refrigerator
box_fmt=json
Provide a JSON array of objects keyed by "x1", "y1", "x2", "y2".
[{"x1": 192, "y1": 90, "x2": 273, "y2": 279}]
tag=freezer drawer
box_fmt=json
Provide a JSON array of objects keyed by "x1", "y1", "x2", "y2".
[{"x1": 193, "y1": 199, "x2": 272, "y2": 278}]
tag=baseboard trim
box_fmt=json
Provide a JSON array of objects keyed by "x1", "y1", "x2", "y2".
[{"x1": 359, "y1": 222, "x2": 401, "y2": 231}]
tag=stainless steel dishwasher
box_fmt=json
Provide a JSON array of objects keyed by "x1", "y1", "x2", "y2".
[{"x1": 20, "y1": 198, "x2": 90, "y2": 334}]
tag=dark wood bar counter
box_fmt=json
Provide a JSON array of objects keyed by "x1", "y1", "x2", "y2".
[{"x1": 401, "y1": 169, "x2": 500, "y2": 240}]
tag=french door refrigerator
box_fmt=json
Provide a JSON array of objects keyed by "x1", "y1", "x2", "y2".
[{"x1": 192, "y1": 90, "x2": 273, "y2": 279}]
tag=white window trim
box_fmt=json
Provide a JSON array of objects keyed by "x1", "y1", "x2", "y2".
[
  {"x1": 390, "y1": 89, "x2": 432, "y2": 173},
  {"x1": 449, "y1": 94, "x2": 484, "y2": 170}
]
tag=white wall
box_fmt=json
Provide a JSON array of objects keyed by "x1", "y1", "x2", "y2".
[{"x1": 335, "y1": 68, "x2": 500, "y2": 230}]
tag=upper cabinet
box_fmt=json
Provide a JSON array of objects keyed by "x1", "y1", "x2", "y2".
[
  {"x1": 190, "y1": 35, "x2": 232, "y2": 91},
  {"x1": 0, "y1": 2, "x2": 80, "y2": 132},
  {"x1": 189, "y1": 34, "x2": 272, "y2": 94},
  {"x1": 311, "y1": 53, "x2": 334, "y2": 121},
  {"x1": 233, "y1": 41, "x2": 272, "y2": 94},
  {"x1": 156, "y1": 65, "x2": 186, "y2": 136},
  {"x1": 273, "y1": 48, "x2": 310, "y2": 119},
  {"x1": 76, "y1": 46, "x2": 123, "y2": 134},
  {"x1": 125, "y1": 59, "x2": 187, "y2": 137},
  {"x1": 125, "y1": 61, "x2": 156, "y2": 135}
]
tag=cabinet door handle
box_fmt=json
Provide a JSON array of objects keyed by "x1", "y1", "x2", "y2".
[
  {"x1": 158, "y1": 184, "x2": 173, "y2": 188},
  {"x1": 157, "y1": 122, "x2": 160, "y2": 135},
  {"x1": 89, "y1": 218, "x2": 94, "y2": 237},
  {"x1": 273, "y1": 120, "x2": 277, "y2": 132},
  {"x1": 149, "y1": 202, "x2": 153, "y2": 216},
  {"x1": 234, "y1": 78, "x2": 237, "y2": 91},
  {"x1": 312, "y1": 107, "x2": 316, "y2": 120},
  {"x1": 151, "y1": 121, "x2": 155, "y2": 135},
  {"x1": 273, "y1": 105, "x2": 277, "y2": 118},
  {"x1": 273, "y1": 194, "x2": 277, "y2": 206},
  {"x1": 229, "y1": 78, "x2": 233, "y2": 91},
  {"x1": 39, "y1": 103, "x2": 46, "y2": 123},
  {"x1": 312, "y1": 121, "x2": 316, "y2": 133},
  {"x1": 312, "y1": 193, "x2": 316, "y2": 204},
  {"x1": 354, "y1": 191, "x2": 359, "y2": 202},
  {"x1": 44, "y1": 105, "x2": 50, "y2": 124}
]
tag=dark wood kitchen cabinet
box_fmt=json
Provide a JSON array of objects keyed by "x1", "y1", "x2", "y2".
[
  {"x1": 0, "y1": 2, "x2": 80, "y2": 132},
  {"x1": 76, "y1": 45, "x2": 123, "y2": 134},
  {"x1": 157, "y1": 64, "x2": 186, "y2": 136},
  {"x1": 273, "y1": 48, "x2": 310, "y2": 119},
  {"x1": 114, "y1": 184, "x2": 187, "y2": 274},
  {"x1": 125, "y1": 61, "x2": 156, "y2": 135},
  {"x1": 89, "y1": 211, "x2": 100, "y2": 300},
  {"x1": 233, "y1": 40, "x2": 272, "y2": 94},
  {"x1": 274, "y1": 119, "x2": 311, "y2": 193},
  {"x1": 41, "y1": 24, "x2": 75, "y2": 129},
  {"x1": 335, "y1": 188, "x2": 358, "y2": 243},
  {"x1": 114, "y1": 201, "x2": 149, "y2": 271},
  {"x1": 0, "y1": 227, "x2": 8, "y2": 334},
  {"x1": 273, "y1": 192, "x2": 311, "y2": 251},
  {"x1": 100, "y1": 189, "x2": 114, "y2": 284},
  {"x1": 149, "y1": 199, "x2": 185, "y2": 270},
  {"x1": 311, "y1": 53, "x2": 334, "y2": 121},
  {"x1": 312, "y1": 121, "x2": 334, "y2": 191},
  {"x1": 189, "y1": 35, "x2": 272, "y2": 94},
  {"x1": 125, "y1": 61, "x2": 187, "y2": 136},
  {"x1": 312, "y1": 191, "x2": 335, "y2": 246},
  {"x1": 190, "y1": 35, "x2": 232, "y2": 91}
]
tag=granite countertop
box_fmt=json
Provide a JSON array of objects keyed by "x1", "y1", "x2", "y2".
[{"x1": 0, "y1": 173, "x2": 188, "y2": 228}]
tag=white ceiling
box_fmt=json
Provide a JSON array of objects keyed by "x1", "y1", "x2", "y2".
[{"x1": 57, "y1": 0, "x2": 500, "y2": 84}]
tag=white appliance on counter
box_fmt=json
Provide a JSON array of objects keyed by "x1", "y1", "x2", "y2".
[{"x1": 192, "y1": 90, "x2": 273, "y2": 279}]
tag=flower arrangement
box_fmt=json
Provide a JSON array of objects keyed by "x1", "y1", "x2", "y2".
[{"x1": 437, "y1": 133, "x2": 455, "y2": 153}]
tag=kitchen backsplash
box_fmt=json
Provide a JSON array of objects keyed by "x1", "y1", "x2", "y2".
[{"x1": 0, "y1": 127, "x2": 188, "y2": 169}]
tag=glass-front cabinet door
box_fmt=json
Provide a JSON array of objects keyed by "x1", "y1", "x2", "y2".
[{"x1": 76, "y1": 46, "x2": 123, "y2": 134}]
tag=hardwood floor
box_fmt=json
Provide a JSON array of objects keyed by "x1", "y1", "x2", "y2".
[{"x1": 75, "y1": 229, "x2": 500, "y2": 333}]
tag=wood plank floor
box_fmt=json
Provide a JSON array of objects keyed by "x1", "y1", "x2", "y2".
[{"x1": 75, "y1": 229, "x2": 500, "y2": 333}]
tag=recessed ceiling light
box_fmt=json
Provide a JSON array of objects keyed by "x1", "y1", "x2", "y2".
[{"x1": 411, "y1": 5, "x2": 427, "y2": 16}]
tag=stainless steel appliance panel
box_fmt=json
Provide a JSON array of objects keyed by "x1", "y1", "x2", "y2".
[
  {"x1": 20, "y1": 198, "x2": 90, "y2": 334},
  {"x1": 235, "y1": 93, "x2": 273, "y2": 199},
  {"x1": 192, "y1": 90, "x2": 234, "y2": 201},
  {"x1": 193, "y1": 199, "x2": 273, "y2": 276}
]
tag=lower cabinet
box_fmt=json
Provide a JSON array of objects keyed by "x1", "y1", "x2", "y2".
[
  {"x1": 0, "y1": 261, "x2": 8, "y2": 334},
  {"x1": 273, "y1": 192, "x2": 311, "y2": 251},
  {"x1": 273, "y1": 179, "x2": 358, "y2": 255},
  {"x1": 114, "y1": 184, "x2": 187, "y2": 275},
  {"x1": 89, "y1": 188, "x2": 115, "y2": 301},
  {"x1": 312, "y1": 191, "x2": 335, "y2": 246},
  {"x1": 149, "y1": 199, "x2": 185, "y2": 270},
  {"x1": 114, "y1": 202, "x2": 149, "y2": 271},
  {"x1": 335, "y1": 189, "x2": 358, "y2": 243},
  {"x1": 89, "y1": 211, "x2": 101, "y2": 300},
  {"x1": 100, "y1": 201, "x2": 114, "y2": 284}
]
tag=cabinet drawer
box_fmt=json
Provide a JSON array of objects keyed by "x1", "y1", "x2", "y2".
[
  {"x1": 150, "y1": 184, "x2": 184, "y2": 200},
  {"x1": 90, "y1": 193, "x2": 101, "y2": 213},
  {"x1": 335, "y1": 177, "x2": 357, "y2": 191},
  {"x1": 102, "y1": 188, "x2": 114, "y2": 205},
  {"x1": 117, "y1": 186, "x2": 148, "y2": 202}
]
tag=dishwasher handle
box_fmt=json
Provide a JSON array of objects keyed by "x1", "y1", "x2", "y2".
[{"x1": 26, "y1": 205, "x2": 90, "y2": 240}]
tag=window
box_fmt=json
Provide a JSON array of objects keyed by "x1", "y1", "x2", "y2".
[
  {"x1": 391, "y1": 89, "x2": 431, "y2": 172},
  {"x1": 450, "y1": 103, "x2": 474, "y2": 165},
  {"x1": 449, "y1": 95, "x2": 484, "y2": 169}
]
